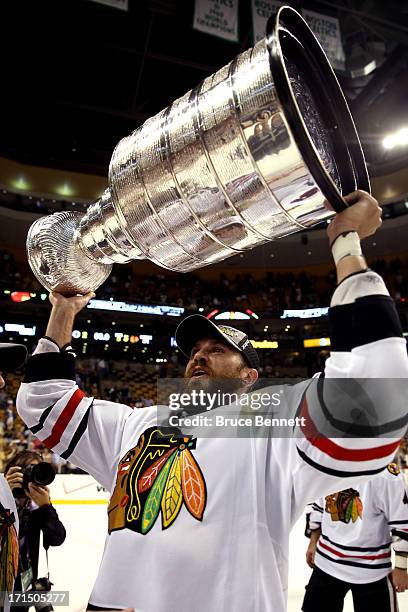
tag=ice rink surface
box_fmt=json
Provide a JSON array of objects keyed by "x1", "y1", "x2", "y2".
[{"x1": 39, "y1": 475, "x2": 408, "y2": 612}]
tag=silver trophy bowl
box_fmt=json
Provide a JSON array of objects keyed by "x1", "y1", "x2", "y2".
[{"x1": 27, "y1": 6, "x2": 370, "y2": 295}]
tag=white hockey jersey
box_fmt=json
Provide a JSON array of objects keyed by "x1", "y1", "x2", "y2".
[
  {"x1": 16, "y1": 270, "x2": 408, "y2": 611},
  {"x1": 0, "y1": 474, "x2": 19, "y2": 612},
  {"x1": 308, "y1": 464, "x2": 408, "y2": 583}
]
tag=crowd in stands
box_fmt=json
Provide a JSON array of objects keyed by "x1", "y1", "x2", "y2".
[
  {"x1": 0, "y1": 249, "x2": 36, "y2": 293},
  {"x1": 1, "y1": 248, "x2": 408, "y2": 311},
  {"x1": 68, "y1": 257, "x2": 408, "y2": 310}
]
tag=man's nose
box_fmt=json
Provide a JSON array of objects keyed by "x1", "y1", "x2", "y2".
[{"x1": 193, "y1": 349, "x2": 208, "y2": 362}]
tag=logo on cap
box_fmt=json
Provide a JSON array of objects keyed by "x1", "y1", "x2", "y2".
[{"x1": 218, "y1": 326, "x2": 239, "y2": 339}]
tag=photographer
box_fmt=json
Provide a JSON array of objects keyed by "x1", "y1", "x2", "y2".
[{"x1": 4, "y1": 452, "x2": 66, "y2": 611}]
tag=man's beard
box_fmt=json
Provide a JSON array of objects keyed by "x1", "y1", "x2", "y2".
[{"x1": 180, "y1": 376, "x2": 246, "y2": 415}]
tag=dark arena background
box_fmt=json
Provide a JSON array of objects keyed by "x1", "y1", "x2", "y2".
[{"x1": 0, "y1": 1, "x2": 407, "y2": 610}]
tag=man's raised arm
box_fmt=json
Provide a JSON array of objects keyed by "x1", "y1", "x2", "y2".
[
  {"x1": 16, "y1": 292, "x2": 137, "y2": 491},
  {"x1": 291, "y1": 191, "x2": 408, "y2": 504},
  {"x1": 44, "y1": 292, "x2": 95, "y2": 348}
]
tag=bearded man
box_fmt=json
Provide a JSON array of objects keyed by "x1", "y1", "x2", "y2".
[{"x1": 16, "y1": 191, "x2": 408, "y2": 611}]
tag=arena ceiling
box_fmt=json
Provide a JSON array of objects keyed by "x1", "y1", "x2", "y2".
[{"x1": 1, "y1": 0, "x2": 408, "y2": 181}]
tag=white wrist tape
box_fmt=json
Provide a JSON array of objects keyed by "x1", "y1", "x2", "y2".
[
  {"x1": 331, "y1": 231, "x2": 362, "y2": 265},
  {"x1": 395, "y1": 555, "x2": 408, "y2": 571},
  {"x1": 34, "y1": 337, "x2": 60, "y2": 355}
]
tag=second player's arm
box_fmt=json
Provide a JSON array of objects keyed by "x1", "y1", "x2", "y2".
[{"x1": 380, "y1": 470, "x2": 408, "y2": 592}]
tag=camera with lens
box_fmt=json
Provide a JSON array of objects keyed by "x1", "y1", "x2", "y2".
[
  {"x1": 27, "y1": 576, "x2": 54, "y2": 612},
  {"x1": 13, "y1": 462, "x2": 56, "y2": 498}
]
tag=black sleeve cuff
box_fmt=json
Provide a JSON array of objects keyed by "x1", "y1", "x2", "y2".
[
  {"x1": 25, "y1": 352, "x2": 76, "y2": 383},
  {"x1": 329, "y1": 295, "x2": 403, "y2": 351}
]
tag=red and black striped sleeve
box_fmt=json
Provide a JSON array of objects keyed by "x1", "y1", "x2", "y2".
[
  {"x1": 295, "y1": 270, "x2": 408, "y2": 480},
  {"x1": 17, "y1": 350, "x2": 134, "y2": 490}
]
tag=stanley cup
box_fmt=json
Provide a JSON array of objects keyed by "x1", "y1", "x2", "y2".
[{"x1": 27, "y1": 6, "x2": 370, "y2": 295}]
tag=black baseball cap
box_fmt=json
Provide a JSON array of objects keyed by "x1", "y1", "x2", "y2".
[
  {"x1": 175, "y1": 314, "x2": 260, "y2": 370},
  {"x1": 0, "y1": 343, "x2": 27, "y2": 371}
]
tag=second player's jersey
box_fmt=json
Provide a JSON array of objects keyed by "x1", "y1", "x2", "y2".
[
  {"x1": 308, "y1": 465, "x2": 408, "y2": 583},
  {"x1": 0, "y1": 474, "x2": 19, "y2": 612}
]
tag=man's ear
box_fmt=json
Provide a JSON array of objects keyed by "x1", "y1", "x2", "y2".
[{"x1": 243, "y1": 368, "x2": 258, "y2": 383}]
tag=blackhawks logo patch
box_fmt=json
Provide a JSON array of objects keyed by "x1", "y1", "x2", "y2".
[
  {"x1": 108, "y1": 427, "x2": 207, "y2": 535},
  {"x1": 0, "y1": 503, "x2": 19, "y2": 597},
  {"x1": 325, "y1": 489, "x2": 363, "y2": 524}
]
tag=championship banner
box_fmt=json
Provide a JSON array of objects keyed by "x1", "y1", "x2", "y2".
[
  {"x1": 193, "y1": 0, "x2": 239, "y2": 42},
  {"x1": 251, "y1": 0, "x2": 285, "y2": 44},
  {"x1": 87, "y1": 0, "x2": 128, "y2": 10},
  {"x1": 302, "y1": 9, "x2": 345, "y2": 71}
]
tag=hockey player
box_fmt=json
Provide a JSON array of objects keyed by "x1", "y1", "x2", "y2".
[
  {"x1": 0, "y1": 343, "x2": 27, "y2": 612},
  {"x1": 303, "y1": 463, "x2": 408, "y2": 612},
  {"x1": 16, "y1": 191, "x2": 408, "y2": 611}
]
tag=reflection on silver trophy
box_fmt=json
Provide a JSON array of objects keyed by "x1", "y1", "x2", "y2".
[{"x1": 26, "y1": 6, "x2": 370, "y2": 295}]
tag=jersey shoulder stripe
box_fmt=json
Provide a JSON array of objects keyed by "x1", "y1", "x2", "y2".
[
  {"x1": 316, "y1": 377, "x2": 408, "y2": 437},
  {"x1": 296, "y1": 447, "x2": 387, "y2": 478},
  {"x1": 41, "y1": 388, "x2": 85, "y2": 449},
  {"x1": 60, "y1": 401, "x2": 92, "y2": 460},
  {"x1": 30, "y1": 403, "x2": 55, "y2": 434},
  {"x1": 298, "y1": 395, "x2": 401, "y2": 462}
]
